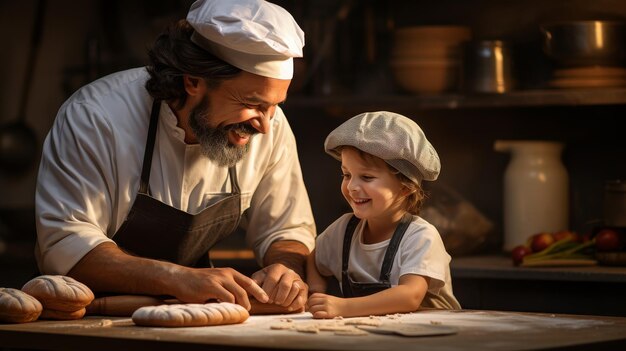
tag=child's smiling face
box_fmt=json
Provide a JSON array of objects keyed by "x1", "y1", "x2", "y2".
[{"x1": 340, "y1": 147, "x2": 406, "y2": 222}]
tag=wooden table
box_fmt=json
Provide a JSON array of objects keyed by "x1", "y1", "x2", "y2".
[{"x1": 1, "y1": 310, "x2": 626, "y2": 351}]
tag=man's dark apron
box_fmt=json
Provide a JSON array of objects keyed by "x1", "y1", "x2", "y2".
[
  {"x1": 113, "y1": 100, "x2": 242, "y2": 268},
  {"x1": 340, "y1": 213, "x2": 412, "y2": 298}
]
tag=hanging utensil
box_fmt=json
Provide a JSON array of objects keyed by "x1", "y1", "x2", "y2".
[{"x1": 0, "y1": 0, "x2": 46, "y2": 175}]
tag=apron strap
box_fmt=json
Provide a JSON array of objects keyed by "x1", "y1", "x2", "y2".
[
  {"x1": 341, "y1": 215, "x2": 361, "y2": 297},
  {"x1": 139, "y1": 99, "x2": 161, "y2": 194},
  {"x1": 228, "y1": 166, "x2": 240, "y2": 195},
  {"x1": 341, "y1": 212, "x2": 413, "y2": 294},
  {"x1": 140, "y1": 100, "x2": 240, "y2": 196},
  {"x1": 378, "y1": 213, "x2": 413, "y2": 282}
]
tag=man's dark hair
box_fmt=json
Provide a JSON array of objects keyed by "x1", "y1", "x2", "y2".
[{"x1": 145, "y1": 19, "x2": 242, "y2": 110}]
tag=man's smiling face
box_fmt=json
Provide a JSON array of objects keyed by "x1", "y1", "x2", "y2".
[{"x1": 188, "y1": 71, "x2": 291, "y2": 167}]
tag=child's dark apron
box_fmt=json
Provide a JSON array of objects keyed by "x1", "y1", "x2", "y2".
[{"x1": 340, "y1": 213, "x2": 412, "y2": 297}]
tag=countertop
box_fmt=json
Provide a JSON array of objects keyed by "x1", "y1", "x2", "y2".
[
  {"x1": 449, "y1": 255, "x2": 626, "y2": 317},
  {"x1": 1, "y1": 310, "x2": 626, "y2": 351},
  {"x1": 450, "y1": 255, "x2": 626, "y2": 282}
]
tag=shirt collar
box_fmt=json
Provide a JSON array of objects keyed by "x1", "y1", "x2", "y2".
[{"x1": 160, "y1": 100, "x2": 187, "y2": 142}]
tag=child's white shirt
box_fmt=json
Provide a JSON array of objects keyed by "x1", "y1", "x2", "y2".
[{"x1": 315, "y1": 213, "x2": 461, "y2": 309}]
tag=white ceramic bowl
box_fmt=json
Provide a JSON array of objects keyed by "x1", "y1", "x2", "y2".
[{"x1": 390, "y1": 59, "x2": 460, "y2": 94}]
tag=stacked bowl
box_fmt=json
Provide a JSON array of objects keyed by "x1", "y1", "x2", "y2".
[{"x1": 390, "y1": 26, "x2": 471, "y2": 94}]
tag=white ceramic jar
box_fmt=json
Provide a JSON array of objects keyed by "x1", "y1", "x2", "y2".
[{"x1": 495, "y1": 140, "x2": 569, "y2": 251}]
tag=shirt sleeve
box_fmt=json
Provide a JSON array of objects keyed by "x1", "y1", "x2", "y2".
[
  {"x1": 314, "y1": 214, "x2": 351, "y2": 279},
  {"x1": 35, "y1": 100, "x2": 117, "y2": 275},
  {"x1": 242, "y1": 108, "x2": 316, "y2": 266},
  {"x1": 397, "y1": 220, "x2": 451, "y2": 293}
]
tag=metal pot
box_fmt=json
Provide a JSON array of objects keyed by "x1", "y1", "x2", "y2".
[
  {"x1": 541, "y1": 20, "x2": 626, "y2": 66},
  {"x1": 463, "y1": 40, "x2": 515, "y2": 94}
]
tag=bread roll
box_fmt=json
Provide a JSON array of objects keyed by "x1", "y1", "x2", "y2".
[
  {"x1": 40, "y1": 308, "x2": 86, "y2": 320},
  {"x1": 86, "y1": 295, "x2": 166, "y2": 316},
  {"x1": 211, "y1": 303, "x2": 236, "y2": 322},
  {"x1": 0, "y1": 288, "x2": 42, "y2": 323},
  {"x1": 132, "y1": 302, "x2": 249, "y2": 327},
  {"x1": 22, "y1": 275, "x2": 94, "y2": 311}
]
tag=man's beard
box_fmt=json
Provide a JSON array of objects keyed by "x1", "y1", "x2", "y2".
[{"x1": 188, "y1": 96, "x2": 256, "y2": 167}]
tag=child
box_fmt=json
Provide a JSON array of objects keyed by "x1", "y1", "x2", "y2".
[{"x1": 306, "y1": 111, "x2": 461, "y2": 319}]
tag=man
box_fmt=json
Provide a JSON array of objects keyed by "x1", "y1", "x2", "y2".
[{"x1": 34, "y1": 0, "x2": 315, "y2": 312}]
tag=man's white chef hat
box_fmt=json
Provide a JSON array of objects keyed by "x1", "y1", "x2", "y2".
[
  {"x1": 324, "y1": 111, "x2": 441, "y2": 184},
  {"x1": 186, "y1": 0, "x2": 304, "y2": 80}
]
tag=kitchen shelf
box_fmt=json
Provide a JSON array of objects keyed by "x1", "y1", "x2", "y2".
[
  {"x1": 285, "y1": 87, "x2": 626, "y2": 111},
  {"x1": 451, "y1": 255, "x2": 626, "y2": 316}
]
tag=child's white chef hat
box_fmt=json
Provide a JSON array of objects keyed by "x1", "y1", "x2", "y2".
[
  {"x1": 325, "y1": 111, "x2": 441, "y2": 184},
  {"x1": 186, "y1": 0, "x2": 304, "y2": 80}
]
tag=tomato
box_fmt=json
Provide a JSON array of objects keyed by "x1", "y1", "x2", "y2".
[
  {"x1": 552, "y1": 230, "x2": 579, "y2": 242},
  {"x1": 530, "y1": 232, "x2": 555, "y2": 253},
  {"x1": 511, "y1": 245, "x2": 533, "y2": 265},
  {"x1": 595, "y1": 229, "x2": 624, "y2": 252}
]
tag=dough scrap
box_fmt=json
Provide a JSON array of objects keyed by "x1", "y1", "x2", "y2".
[
  {"x1": 318, "y1": 325, "x2": 357, "y2": 332},
  {"x1": 295, "y1": 325, "x2": 320, "y2": 333},
  {"x1": 272, "y1": 321, "x2": 370, "y2": 336},
  {"x1": 344, "y1": 317, "x2": 382, "y2": 326},
  {"x1": 22, "y1": 275, "x2": 94, "y2": 312},
  {"x1": 335, "y1": 328, "x2": 369, "y2": 336},
  {"x1": 0, "y1": 288, "x2": 42, "y2": 323},
  {"x1": 131, "y1": 302, "x2": 248, "y2": 327},
  {"x1": 270, "y1": 322, "x2": 294, "y2": 330}
]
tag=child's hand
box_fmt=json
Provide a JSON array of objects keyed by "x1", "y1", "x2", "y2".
[{"x1": 306, "y1": 292, "x2": 347, "y2": 319}]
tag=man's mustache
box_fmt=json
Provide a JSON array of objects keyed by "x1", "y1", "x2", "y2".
[{"x1": 224, "y1": 122, "x2": 258, "y2": 135}]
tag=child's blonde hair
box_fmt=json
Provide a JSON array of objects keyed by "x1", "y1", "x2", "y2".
[{"x1": 341, "y1": 146, "x2": 425, "y2": 215}]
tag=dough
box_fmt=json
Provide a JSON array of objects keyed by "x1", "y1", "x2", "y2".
[
  {"x1": 249, "y1": 298, "x2": 298, "y2": 315},
  {"x1": 318, "y1": 325, "x2": 355, "y2": 332},
  {"x1": 132, "y1": 302, "x2": 249, "y2": 327},
  {"x1": 0, "y1": 288, "x2": 42, "y2": 323},
  {"x1": 335, "y1": 328, "x2": 369, "y2": 336},
  {"x1": 267, "y1": 320, "x2": 371, "y2": 336},
  {"x1": 85, "y1": 295, "x2": 165, "y2": 316},
  {"x1": 211, "y1": 303, "x2": 236, "y2": 322},
  {"x1": 270, "y1": 322, "x2": 294, "y2": 330},
  {"x1": 295, "y1": 325, "x2": 319, "y2": 333},
  {"x1": 40, "y1": 308, "x2": 86, "y2": 320},
  {"x1": 22, "y1": 275, "x2": 94, "y2": 311},
  {"x1": 344, "y1": 317, "x2": 382, "y2": 326}
]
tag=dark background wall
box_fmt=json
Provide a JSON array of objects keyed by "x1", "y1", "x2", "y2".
[{"x1": 283, "y1": 0, "x2": 626, "y2": 249}]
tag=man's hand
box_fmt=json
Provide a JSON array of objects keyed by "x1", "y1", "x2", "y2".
[
  {"x1": 68, "y1": 243, "x2": 269, "y2": 311},
  {"x1": 251, "y1": 264, "x2": 307, "y2": 312},
  {"x1": 253, "y1": 240, "x2": 310, "y2": 312},
  {"x1": 173, "y1": 267, "x2": 269, "y2": 310}
]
